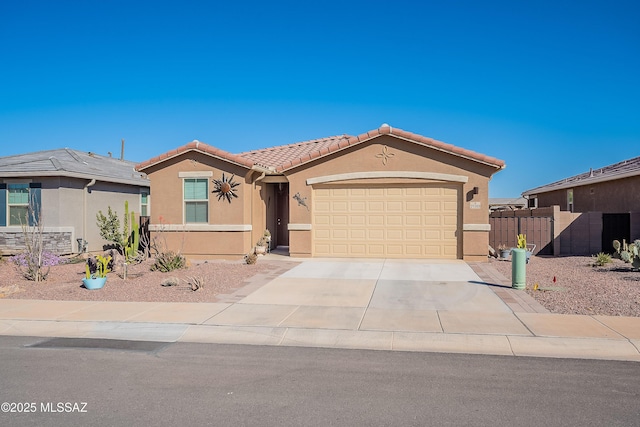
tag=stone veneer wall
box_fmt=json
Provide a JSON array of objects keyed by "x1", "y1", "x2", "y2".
[{"x1": 0, "y1": 231, "x2": 74, "y2": 255}]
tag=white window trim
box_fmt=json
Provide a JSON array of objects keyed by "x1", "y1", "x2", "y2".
[
  {"x1": 7, "y1": 183, "x2": 30, "y2": 226},
  {"x1": 183, "y1": 177, "x2": 209, "y2": 224}
]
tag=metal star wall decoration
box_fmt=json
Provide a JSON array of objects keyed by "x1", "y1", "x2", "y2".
[{"x1": 212, "y1": 173, "x2": 239, "y2": 203}]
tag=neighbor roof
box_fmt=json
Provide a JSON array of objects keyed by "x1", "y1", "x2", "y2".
[
  {"x1": 0, "y1": 148, "x2": 149, "y2": 187},
  {"x1": 136, "y1": 125, "x2": 506, "y2": 173},
  {"x1": 522, "y1": 156, "x2": 640, "y2": 196}
]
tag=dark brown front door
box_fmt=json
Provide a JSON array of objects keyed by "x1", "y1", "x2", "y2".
[{"x1": 276, "y1": 183, "x2": 289, "y2": 246}]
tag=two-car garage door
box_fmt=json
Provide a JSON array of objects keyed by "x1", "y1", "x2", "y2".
[{"x1": 313, "y1": 183, "x2": 460, "y2": 259}]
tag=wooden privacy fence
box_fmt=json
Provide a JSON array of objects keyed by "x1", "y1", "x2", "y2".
[{"x1": 490, "y1": 216, "x2": 553, "y2": 255}]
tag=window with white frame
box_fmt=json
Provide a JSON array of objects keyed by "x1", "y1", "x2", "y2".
[
  {"x1": 184, "y1": 178, "x2": 208, "y2": 223},
  {"x1": 141, "y1": 191, "x2": 149, "y2": 216},
  {"x1": 8, "y1": 184, "x2": 30, "y2": 225},
  {"x1": 0, "y1": 182, "x2": 41, "y2": 227}
]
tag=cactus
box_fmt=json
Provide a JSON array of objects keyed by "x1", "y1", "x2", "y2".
[
  {"x1": 125, "y1": 209, "x2": 140, "y2": 261},
  {"x1": 613, "y1": 239, "x2": 621, "y2": 253},
  {"x1": 621, "y1": 250, "x2": 631, "y2": 263},
  {"x1": 516, "y1": 234, "x2": 527, "y2": 249},
  {"x1": 633, "y1": 255, "x2": 640, "y2": 270}
]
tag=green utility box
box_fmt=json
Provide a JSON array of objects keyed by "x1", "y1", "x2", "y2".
[{"x1": 511, "y1": 248, "x2": 526, "y2": 290}]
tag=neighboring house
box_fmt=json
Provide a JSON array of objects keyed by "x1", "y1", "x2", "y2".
[
  {"x1": 520, "y1": 156, "x2": 640, "y2": 253},
  {"x1": 136, "y1": 125, "x2": 505, "y2": 261},
  {"x1": 0, "y1": 148, "x2": 150, "y2": 255},
  {"x1": 488, "y1": 197, "x2": 527, "y2": 212}
]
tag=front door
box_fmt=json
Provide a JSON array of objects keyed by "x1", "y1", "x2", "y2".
[{"x1": 275, "y1": 183, "x2": 289, "y2": 246}]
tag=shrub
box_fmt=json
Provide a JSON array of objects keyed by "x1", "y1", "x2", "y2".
[
  {"x1": 151, "y1": 251, "x2": 186, "y2": 272},
  {"x1": 12, "y1": 251, "x2": 67, "y2": 281},
  {"x1": 245, "y1": 252, "x2": 258, "y2": 265},
  {"x1": 592, "y1": 252, "x2": 612, "y2": 267}
]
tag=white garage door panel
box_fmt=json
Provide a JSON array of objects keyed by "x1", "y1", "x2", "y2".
[{"x1": 313, "y1": 185, "x2": 460, "y2": 259}]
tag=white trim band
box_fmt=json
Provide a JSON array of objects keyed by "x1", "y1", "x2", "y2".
[
  {"x1": 149, "y1": 224, "x2": 252, "y2": 232},
  {"x1": 307, "y1": 171, "x2": 468, "y2": 185},
  {"x1": 288, "y1": 223, "x2": 312, "y2": 231},
  {"x1": 178, "y1": 171, "x2": 213, "y2": 178},
  {"x1": 463, "y1": 224, "x2": 491, "y2": 231}
]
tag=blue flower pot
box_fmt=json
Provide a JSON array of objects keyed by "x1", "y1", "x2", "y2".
[{"x1": 82, "y1": 277, "x2": 107, "y2": 290}]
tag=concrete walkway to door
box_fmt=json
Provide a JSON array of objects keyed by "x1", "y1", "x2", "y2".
[{"x1": 1, "y1": 257, "x2": 639, "y2": 361}]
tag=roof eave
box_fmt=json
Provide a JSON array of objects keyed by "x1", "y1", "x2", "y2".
[
  {"x1": 0, "y1": 171, "x2": 150, "y2": 187},
  {"x1": 136, "y1": 142, "x2": 253, "y2": 172},
  {"x1": 522, "y1": 169, "x2": 640, "y2": 196},
  {"x1": 277, "y1": 128, "x2": 506, "y2": 173}
]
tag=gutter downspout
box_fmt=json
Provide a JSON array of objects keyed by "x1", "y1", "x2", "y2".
[{"x1": 83, "y1": 179, "x2": 96, "y2": 252}]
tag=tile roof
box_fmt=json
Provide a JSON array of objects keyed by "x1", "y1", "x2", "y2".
[
  {"x1": 136, "y1": 140, "x2": 254, "y2": 171},
  {"x1": 0, "y1": 148, "x2": 149, "y2": 187},
  {"x1": 522, "y1": 156, "x2": 640, "y2": 196},
  {"x1": 237, "y1": 135, "x2": 352, "y2": 169},
  {"x1": 135, "y1": 125, "x2": 506, "y2": 173}
]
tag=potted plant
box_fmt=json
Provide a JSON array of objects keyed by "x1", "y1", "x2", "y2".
[
  {"x1": 497, "y1": 244, "x2": 510, "y2": 259},
  {"x1": 83, "y1": 254, "x2": 111, "y2": 290},
  {"x1": 255, "y1": 237, "x2": 268, "y2": 255}
]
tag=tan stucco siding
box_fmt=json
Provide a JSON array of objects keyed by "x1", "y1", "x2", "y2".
[
  {"x1": 535, "y1": 175, "x2": 640, "y2": 213},
  {"x1": 284, "y1": 136, "x2": 496, "y2": 260},
  {"x1": 144, "y1": 152, "x2": 254, "y2": 257}
]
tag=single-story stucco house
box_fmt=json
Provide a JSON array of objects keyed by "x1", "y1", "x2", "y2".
[
  {"x1": 522, "y1": 155, "x2": 640, "y2": 252},
  {"x1": 136, "y1": 125, "x2": 505, "y2": 261},
  {"x1": 0, "y1": 148, "x2": 150, "y2": 255}
]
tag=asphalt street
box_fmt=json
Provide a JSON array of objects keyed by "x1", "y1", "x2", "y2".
[{"x1": 0, "y1": 336, "x2": 638, "y2": 426}]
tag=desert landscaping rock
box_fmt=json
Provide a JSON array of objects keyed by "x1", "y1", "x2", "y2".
[
  {"x1": 0, "y1": 258, "x2": 284, "y2": 303},
  {"x1": 490, "y1": 256, "x2": 640, "y2": 317},
  {"x1": 2, "y1": 255, "x2": 639, "y2": 317}
]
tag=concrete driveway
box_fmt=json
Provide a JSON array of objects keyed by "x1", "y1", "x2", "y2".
[{"x1": 206, "y1": 259, "x2": 531, "y2": 336}]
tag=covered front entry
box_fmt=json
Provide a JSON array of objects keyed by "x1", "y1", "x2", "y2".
[
  {"x1": 312, "y1": 183, "x2": 461, "y2": 259},
  {"x1": 266, "y1": 182, "x2": 290, "y2": 248}
]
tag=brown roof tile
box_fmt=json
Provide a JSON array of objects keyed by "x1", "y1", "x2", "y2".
[
  {"x1": 271, "y1": 125, "x2": 505, "y2": 172},
  {"x1": 136, "y1": 126, "x2": 506, "y2": 174},
  {"x1": 136, "y1": 140, "x2": 254, "y2": 171},
  {"x1": 237, "y1": 135, "x2": 352, "y2": 169}
]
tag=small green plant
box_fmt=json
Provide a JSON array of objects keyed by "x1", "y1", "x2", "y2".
[
  {"x1": 96, "y1": 201, "x2": 141, "y2": 262},
  {"x1": 516, "y1": 234, "x2": 527, "y2": 249},
  {"x1": 592, "y1": 252, "x2": 612, "y2": 267},
  {"x1": 151, "y1": 251, "x2": 186, "y2": 272}
]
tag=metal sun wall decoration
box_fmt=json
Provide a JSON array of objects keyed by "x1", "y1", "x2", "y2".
[{"x1": 212, "y1": 173, "x2": 240, "y2": 203}]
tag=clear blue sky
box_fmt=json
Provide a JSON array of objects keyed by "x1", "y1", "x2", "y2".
[{"x1": 1, "y1": 0, "x2": 638, "y2": 197}]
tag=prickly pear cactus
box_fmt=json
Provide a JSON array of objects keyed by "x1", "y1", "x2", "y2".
[{"x1": 621, "y1": 250, "x2": 631, "y2": 263}]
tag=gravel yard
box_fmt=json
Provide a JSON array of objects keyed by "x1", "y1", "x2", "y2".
[
  {"x1": 0, "y1": 256, "x2": 294, "y2": 303},
  {"x1": 2, "y1": 253, "x2": 639, "y2": 317},
  {"x1": 489, "y1": 255, "x2": 640, "y2": 317}
]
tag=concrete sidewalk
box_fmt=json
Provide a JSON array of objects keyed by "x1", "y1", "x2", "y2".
[{"x1": 0, "y1": 258, "x2": 639, "y2": 362}]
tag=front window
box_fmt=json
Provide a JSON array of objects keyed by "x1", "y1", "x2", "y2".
[
  {"x1": 8, "y1": 184, "x2": 29, "y2": 225},
  {"x1": 141, "y1": 192, "x2": 149, "y2": 217},
  {"x1": 184, "y1": 178, "x2": 208, "y2": 223}
]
